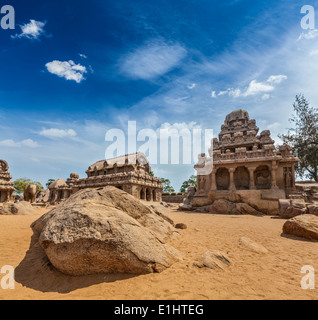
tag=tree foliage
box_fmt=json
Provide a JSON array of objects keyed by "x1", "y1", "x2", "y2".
[
  {"x1": 180, "y1": 175, "x2": 197, "y2": 193},
  {"x1": 46, "y1": 179, "x2": 56, "y2": 188},
  {"x1": 279, "y1": 94, "x2": 318, "y2": 182},
  {"x1": 159, "y1": 177, "x2": 175, "y2": 193},
  {"x1": 14, "y1": 178, "x2": 43, "y2": 195}
]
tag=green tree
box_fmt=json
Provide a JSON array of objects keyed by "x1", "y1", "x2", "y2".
[
  {"x1": 46, "y1": 179, "x2": 56, "y2": 188},
  {"x1": 159, "y1": 177, "x2": 175, "y2": 193},
  {"x1": 180, "y1": 175, "x2": 197, "y2": 193},
  {"x1": 14, "y1": 178, "x2": 43, "y2": 195},
  {"x1": 279, "y1": 94, "x2": 318, "y2": 182}
]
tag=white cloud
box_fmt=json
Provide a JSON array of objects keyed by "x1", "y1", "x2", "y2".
[
  {"x1": 211, "y1": 91, "x2": 217, "y2": 98},
  {"x1": 309, "y1": 49, "x2": 318, "y2": 56},
  {"x1": 12, "y1": 20, "x2": 46, "y2": 40},
  {"x1": 188, "y1": 83, "x2": 196, "y2": 89},
  {"x1": 45, "y1": 60, "x2": 87, "y2": 83},
  {"x1": 267, "y1": 75, "x2": 288, "y2": 84},
  {"x1": 214, "y1": 75, "x2": 287, "y2": 99},
  {"x1": 120, "y1": 40, "x2": 187, "y2": 80},
  {"x1": 297, "y1": 29, "x2": 318, "y2": 41},
  {"x1": 39, "y1": 128, "x2": 77, "y2": 138},
  {"x1": 0, "y1": 139, "x2": 39, "y2": 148},
  {"x1": 79, "y1": 53, "x2": 88, "y2": 59}
]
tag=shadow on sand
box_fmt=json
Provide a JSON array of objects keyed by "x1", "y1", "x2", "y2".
[
  {"x1": 15, "y1": 231, "x2": 136, "y2": 294},
  {"x1": 280, "y1": 233, "x2": 318, "y2": 243}
]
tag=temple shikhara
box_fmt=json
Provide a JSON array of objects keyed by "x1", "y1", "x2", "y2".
[
  {"x1": 0, "y1": 160, "x2": 14, "y2": 203},
  {"x1": 193, "y1": 109, "x2": 299, "y2": 211},
  {"x1": 48, "y1": 152, "x2": 163, "y2": 204}
]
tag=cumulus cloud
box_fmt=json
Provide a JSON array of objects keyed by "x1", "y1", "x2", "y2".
[
  {"x1": 0, "y1": 139, "x2": 39, "y2": 148},
  {"x1": 45, "y1": 60, "x2": 87, "y2": 83},
  {"x1": 214, "y1": 75, "x2": 287, "y2": 99},
  {"x1": 120, "y1": 40, "x2": 187, "y2": 80},
  {"x1": 12, "y1": 20, "x2": 46, "y2": 40},
  {"x1": 39, "y1": 128, "x2": 77, "y2": 138}
]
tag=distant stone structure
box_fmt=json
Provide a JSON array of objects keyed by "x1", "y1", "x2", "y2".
[
  {"x1": 48, "y1": 153, "x2": 163, "y2": 204},
  {"x1": 193, "y1": 109, "x2": 299, "y2": 214},
  {"x1": 0, "y1": 160, "x2": 14, "y2": 203}
]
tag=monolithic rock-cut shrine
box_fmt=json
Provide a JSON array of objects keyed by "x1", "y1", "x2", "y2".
[
  {"x1": 193, "y1": 109, "x2": 299, "y2": 213},
  {"x1": 0, "y1": 160, "x2": 14, "y2": 203},
  {"x1": 48, "y1": 152, "x2": 163, "y2": 204}
]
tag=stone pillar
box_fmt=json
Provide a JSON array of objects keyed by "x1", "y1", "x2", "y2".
[
  {"x1": 291, "y1": 165, "x2": 296, "y2": 189},
  {"x1": 271, "y1": 161, "x2": 278, "y2": 189},
  {"x1": 229, "y1": 168, "x2": 236, "y2": 191},
  {"x1": 211, "y1": 168, "x2": 217, "y2": 191},
  {"x1": 248, "y1": 167, "x2": 257, "y2": 190}
]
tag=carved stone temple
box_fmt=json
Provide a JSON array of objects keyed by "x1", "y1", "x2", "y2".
[
  {"x1": 0, "y1": 160, "x2": 14, "y2": 203},
  {"x1": 193, "y1": 109, "x2": 299, "y2": 214},
  {"x1": 48, "y1": 153, "x2": 163, "y2": 204}
]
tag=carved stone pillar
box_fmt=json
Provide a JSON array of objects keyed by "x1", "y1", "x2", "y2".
[
  {"x1": 211, "y1": 167, "x2": 217, "y2": 191},
  {"x1": 271, "y1": 161, "x2": 278, "y2": 189},
  {"x1": 229, "y1": 168, "x2": 236, "y2": 191},
  {"x1": 248, "y1": 167, "x2": 257, "y2": 190}
]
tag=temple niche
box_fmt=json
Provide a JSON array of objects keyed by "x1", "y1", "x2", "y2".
[
  {"x1": 0, "y1": 160, "x2": 14, "y2": 203},
  {"x1": 48, "y1": 153, "x2": 163, "y2": 204},
  {"x1": 194, "y1": 109, "x2": 299, "y2": 213}
]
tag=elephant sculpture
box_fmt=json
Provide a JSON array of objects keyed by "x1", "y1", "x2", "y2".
[{"x1": 24, "y1": 184, "x2": 39, "y2": 204}]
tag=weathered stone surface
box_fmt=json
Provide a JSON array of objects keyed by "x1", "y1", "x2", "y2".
[
  {"x1": 179, "y1": 186, "x2": 196, "y2": 211},
  {"x1": 149, "y1": 204, "x2": 175, "y2": 226},
  {"x1": 193, "y1": 250, "x2": 231, "y2": 270},
  {"x1": 0, "y1": 202, "x2": 37, "y2": 215},
  {"x1": 175, "y1": 223, "x2": 187, "y2": 230},
  {"x1": 283, "y1": 215, "x2": 318, "y2": 241},
  {"x1": 32, "y1": 186, "x2": 182, "y2": 276},
  {"x1": 209, "y1": 199, "x2": 235, "y2": 214},
  {"x1": 239, "y1": 237, "x2": 268, "y2": 254},
  {"x1": 279, "y1": 199, "x2": 309, "y2": 219},
  {"x1": 37, "y1": 189, "x2": 50, "y2": 203},
  {"x1": 308, "y1": 205, "x2": 318, "y2": 216},
  {"x1": 235, "y1": 203, "x2": 263, "y2": 216}
]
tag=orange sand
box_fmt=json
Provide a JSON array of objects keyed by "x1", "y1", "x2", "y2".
[{"x1": 0, "y1": 206, "x2": 317, "y2": 300}]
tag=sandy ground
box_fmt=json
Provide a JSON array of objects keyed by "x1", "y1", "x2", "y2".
[{"x1": 0, "y1": 205, "x2": 317, "y2": 300}]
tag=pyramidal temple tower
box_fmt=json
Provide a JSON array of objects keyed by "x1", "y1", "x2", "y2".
[{"x1": 193, "y1": 109, "x2": 299, "y2": 214}]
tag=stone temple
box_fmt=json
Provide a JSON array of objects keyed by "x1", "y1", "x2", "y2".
[
  {"x1": 0, "y1": 160, "x2": 14, "y2": 203},
  {"x1": 193, "y1": 110, "x2": 299, "y2": 214},
  {"x1": 48, "y1": 153, "x2": 163, "y2": 204}
]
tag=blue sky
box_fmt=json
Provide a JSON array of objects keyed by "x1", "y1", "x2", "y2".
[{"x1": 1, "y1": 0, "x2": 318, "y2": 191}]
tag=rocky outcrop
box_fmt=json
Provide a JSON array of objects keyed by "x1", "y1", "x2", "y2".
[
  {"x1": 32, "y1": 186, "x2": 182, "y2": 276},
  {"x1": 37, "y1": 189, "x2": 50, "y2": 203},
  {"x1": 279, "y1": 199, "x2": 308, "y2": 219},
  {"x1": 283, "y1": 214, "x2": 318, "y2": 241},
  {"x1": 179, "y1": 186, "x2": 196, "y2": 211},
  {"x1": 0, "y1": 202, "x2": 37, "y2": 215}
]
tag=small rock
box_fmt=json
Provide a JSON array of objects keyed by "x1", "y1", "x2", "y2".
[
  {"x1": 239, "y1": 237, "x2": 268, "y2": 254},
  {"x1": 193, "y1": 250, "x2": 231, "y2": 270},
  {"x1": 175, "y1": 223, "x2": 187, "y2": 230}
]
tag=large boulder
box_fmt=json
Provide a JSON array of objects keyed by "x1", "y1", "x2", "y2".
[
  {"x1": 32, "y1": 187, "x2": 182, "y2": 276},
  {"x1": 209, "y1": 199, "x2": 235, "y2": 214},
  {"x1": 283, "y1": 214, "x2": 318, "y2": 241},
  {"x1": 37, "y1": 189, "x2": 50, "y2": 203},
  {"x1": 0, "y1": 202, "x2": 37, "y2": 215},
  {"x1": 279, "y1": 199, "x2": 308, "y2": 219}
]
